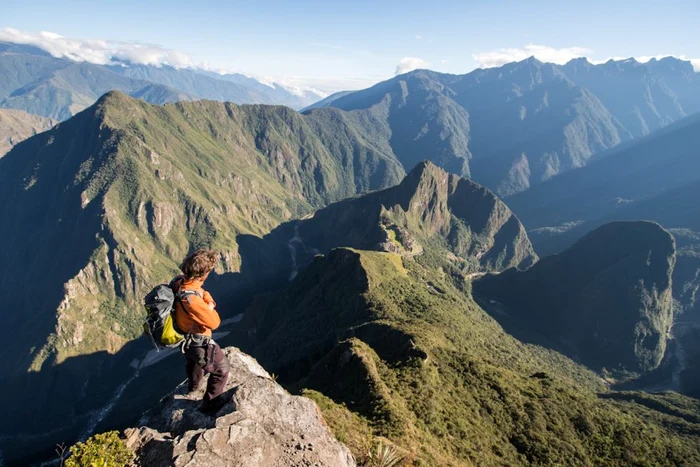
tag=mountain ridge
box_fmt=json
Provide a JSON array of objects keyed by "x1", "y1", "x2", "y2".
[
  {"x1": 475, "y1": 221, "x2": 676, "y2": 374},
  {"x1": 0, "y1": 42, "x2": 326, "y2": 120},
  {"x1": 238, "y1": 245, "x2": 700, "y2": 466},
  {"x1": 319, "y1": 56, "x2": 699, "y2": 196}
]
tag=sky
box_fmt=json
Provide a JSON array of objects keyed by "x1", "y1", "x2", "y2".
[{"x1": 2, "y1": 0, "x2": 699, "y2": 93}]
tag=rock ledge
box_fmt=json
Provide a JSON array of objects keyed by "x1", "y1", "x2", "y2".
[{"x1": 125, "y1": 347, "x2": 356, "y2": 467}]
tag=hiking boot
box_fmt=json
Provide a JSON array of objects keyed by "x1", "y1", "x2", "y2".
[{"x1": 198, "y1": 394, "x2": 228, "y2": 414}]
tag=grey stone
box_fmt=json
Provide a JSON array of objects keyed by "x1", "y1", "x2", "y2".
[{"x1": 126, "y1": 347, "x2": 355, "y2": 467}]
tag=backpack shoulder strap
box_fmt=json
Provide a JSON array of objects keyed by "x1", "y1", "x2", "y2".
[
  {"x1": 175, "y1": 289, "x2": 201, "y2": 316},
  {"x1": 173, "y1": 289, "x2": 203, "y2": 336}
]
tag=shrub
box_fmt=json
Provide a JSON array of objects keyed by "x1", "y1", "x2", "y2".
[{"x1": 65, "y1": 431, "x2": 134, "y2": 467}]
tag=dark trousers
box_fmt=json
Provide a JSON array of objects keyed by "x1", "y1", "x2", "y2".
[{"x1": 184, "y1": 341, "x2": 230, "y2": 402}]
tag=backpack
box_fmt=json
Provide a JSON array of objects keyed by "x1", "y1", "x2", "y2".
[{"x1": 143, "y1": 284, "x2": 198, "y2": 350}]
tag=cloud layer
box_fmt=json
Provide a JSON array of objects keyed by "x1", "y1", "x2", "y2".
[
  {"x1": 0, "y1": 27, "x2": 195, "y2": 68},
  {"x1": 395, "y1": 57, "x2": 428, "y2": 75}
]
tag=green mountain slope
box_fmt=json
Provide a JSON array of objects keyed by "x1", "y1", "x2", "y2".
[
  {"x1": 294, "y1": 161, "x2": 537, "y2": 273},
  {"x1": 325, "y1": 60, "x2": 628, "y2": 197},
  {"x1": 474, "y1": 221, "x2": 675, "y2": 374},
  {"x1": 0, "y1": 91, "x2": 404, "y2": 376},
  {"x1": 310, "y1": 70, "x2": 473, "y2": 176},
  {"x1": 241, "y1": 247, "x2": 700, "y2": 466},
  {"x1": 0, "y1": 91, "x2": 411, "y2": 462}
]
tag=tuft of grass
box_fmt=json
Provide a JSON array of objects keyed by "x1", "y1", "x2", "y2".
[{"x1": 370, "y1": 441, "x2": 404, "y2": 467}]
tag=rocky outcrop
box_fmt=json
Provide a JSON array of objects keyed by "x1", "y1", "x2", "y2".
[
  {"x1": 125, "y1": 347, "x2": 355, "y2": 467},
  {"x1": 474, "y1": 221, "x2": 676, "y2": 373}
]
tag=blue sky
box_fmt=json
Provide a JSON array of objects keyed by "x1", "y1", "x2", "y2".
[{"x1": 2, "y1": 0, "x2": 699, "y2": 93}]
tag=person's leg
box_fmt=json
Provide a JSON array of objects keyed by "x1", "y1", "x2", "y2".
[
  {"x1": 201, "y1": 343, "x2": 231, "y2": 407},
  {"x1": 185, "y1": 347, "x2": 205, "y2": 393}
]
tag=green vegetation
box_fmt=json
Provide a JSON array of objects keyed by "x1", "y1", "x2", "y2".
[
  {"x1": 0, "y1": 91, "x2": 407, "y2": 374},
  {"x1": 65, "y1": 431, "x2": 134, "y2": 467},
  {"x1": 294, "y1": 161, "x2": 538, "y2": 276},
  {"x1": 245, "y1": 248, "x2": 700, "y2": 466},
  {"x1": 0, "y1": 91, "x2": 408, "y2": 462},
  {"x1": 475, "y1": 221, "x2": 676, "y2": 374}
]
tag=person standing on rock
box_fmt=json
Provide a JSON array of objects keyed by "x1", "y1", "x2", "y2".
[{"x1": 170, "y1": 248, "x2": 230, "y2": 414}]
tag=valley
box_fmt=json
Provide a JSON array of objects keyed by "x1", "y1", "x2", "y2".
[{"x1": 0, "y1": 33, "x2": 699, "y2": 465}]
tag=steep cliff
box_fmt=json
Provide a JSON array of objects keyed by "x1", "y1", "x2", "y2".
[
  {"x1": 125, "y1": 347, "x2": 355, "y2": 467},
  {"x1": 475, "y1": 221, "x2": 676, "y2": 373}
]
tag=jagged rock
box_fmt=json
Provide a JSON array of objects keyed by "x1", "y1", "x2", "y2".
[{"x1": 126, "y1": 347, "x2": 356, "y2": 467}]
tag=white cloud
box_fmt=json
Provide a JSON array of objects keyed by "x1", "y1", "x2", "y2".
[
  {"x1": 692, "y1": 59, "x2": 700, "y2": 72},
  {"x1": 0, "y1": 27, "x2": 195, "y2": 68},
  {"x1": 395, "y1": 57, "x2": 428, "y2": 75},
  {"x1": 415, "y1": 35, "x2": 423, "y2": 40},
  {"x1": 472, "y1": 44, "x2": 592, "y2": 68}
]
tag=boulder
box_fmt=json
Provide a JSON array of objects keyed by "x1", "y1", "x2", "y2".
[{"x1": 125, "y1": 347, "x2": 356, "y2": 467}]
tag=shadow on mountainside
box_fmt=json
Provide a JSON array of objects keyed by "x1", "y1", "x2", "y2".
[
  {"x1": 0, "y1": 226, "x2": 304, "y2": 466},
  {"x1": 472, "y1": 295, "x2": 584, "y2": 363}
]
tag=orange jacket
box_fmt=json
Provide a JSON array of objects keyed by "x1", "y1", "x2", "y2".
[{"x1": 172, "y1": 276, "x2": 221, "y2": 337}]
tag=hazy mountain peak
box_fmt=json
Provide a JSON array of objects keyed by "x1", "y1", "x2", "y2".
[
  {"x1": 647, "y1": 56, "x2": 697, "y2": 74},
  {"x1": 565, "y1": 56, "x2": 592, "y2": 68}
]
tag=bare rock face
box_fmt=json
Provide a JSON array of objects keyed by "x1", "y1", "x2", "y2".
[{"x1": 125, "y1": 347, "x2": 356, "y2": 467}]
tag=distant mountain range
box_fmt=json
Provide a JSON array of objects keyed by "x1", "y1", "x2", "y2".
[
  {"x1": 312, "y1": 56, "x2": 700, "y2": 196},
  {"x1": 3, "y1": 39, "x2": 699, "y2": 198},
  {"x1": 508, "y1": 112, "x2": 700, "y2": 238},
  {"x1": 2, "y1": 91, "x2": 700, "y2": 466},
  {"x1": 0, "y1": 41, "x2": 325, "y2": 120},
  {"x1": 0, "y1": 108, "x2": 55, "y2": 156}
]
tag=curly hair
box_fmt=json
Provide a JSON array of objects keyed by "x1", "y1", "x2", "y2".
[{"x1": 180, "y1": 248, "x2": 218, "y2": 279}]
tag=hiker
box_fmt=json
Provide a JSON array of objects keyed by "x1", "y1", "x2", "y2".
[{"x1": 170, "y1": 248, "x2": 230, "y2": 413}]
